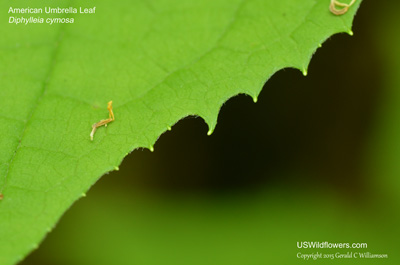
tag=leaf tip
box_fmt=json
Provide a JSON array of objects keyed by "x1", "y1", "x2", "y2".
[
  {"x1": 149, "y1": 146, "x2": 154, "y2": 152},
  {"x1": 207, "y1": 129, "x2": 213, "y2": 136},
  {"x1": 114, "y1": 166, "x2": 119, "y2": 171},
  {"x1": 253, "y1": 96, "x2": 258, "y2": 103},
  {"x1": 81, "y1": 193, "x2": 86, "y2": 197},
  {"x1": 318, "y1": 43, "x2": 322, "y2": 48},
  {"x1": 167, "y1": 126, "x2": 172, "y2": 131},
  {"x1": 348, "y1": 29, "x2": 354, "y2": 36},
  {"x1": 302, "y1": 68, "x2": 308, "y2": 76}
]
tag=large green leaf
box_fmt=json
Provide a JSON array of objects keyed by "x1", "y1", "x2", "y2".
[{"x1": 0, "y1": 0, "x2": 360, "y2": 263}]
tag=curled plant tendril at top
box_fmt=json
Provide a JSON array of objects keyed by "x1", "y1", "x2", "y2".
[{"x1": 330, "y1": 0, "x2": 356, "y2": 15}]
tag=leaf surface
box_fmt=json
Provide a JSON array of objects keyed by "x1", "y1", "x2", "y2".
[{"x1": 0, "y1": 0, "x2": 360, "y2": 263}]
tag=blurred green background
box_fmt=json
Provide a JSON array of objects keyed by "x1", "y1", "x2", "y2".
[{"x1": 21, "y1": 1, "x2": 400, "y2": 264}]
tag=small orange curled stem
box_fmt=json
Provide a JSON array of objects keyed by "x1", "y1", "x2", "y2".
[
  {"x1": 90, "y1": 101, "x2": 115, "y2": 141},
  {"x1": 330, "y1": 0, "x2": 356, "y2": 15}
]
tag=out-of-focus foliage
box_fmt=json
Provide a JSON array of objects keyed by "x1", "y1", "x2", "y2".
[
  {"x1": 21, "y1": 188, "x2": 400, "y2": 265},
  {"x1": 366, "y1": 1, "x2": 400, "y2": 208}
]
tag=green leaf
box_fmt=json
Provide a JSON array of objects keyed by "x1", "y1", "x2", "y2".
[{"x1": 0, "y1": 0, "x2": 360, "y2": 263}]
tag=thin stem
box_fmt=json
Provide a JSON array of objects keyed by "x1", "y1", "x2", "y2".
[{"x1": 90, "y1": 101, "x2": 115, "y2": 141}]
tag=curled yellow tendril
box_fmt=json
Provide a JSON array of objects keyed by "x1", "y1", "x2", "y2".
[
  {"x1": 90, "y1": 101, "x2": 115, "y2": 141},
  {"x1": 330, "y1": 0, "x2": 356, "y2": 15}
]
